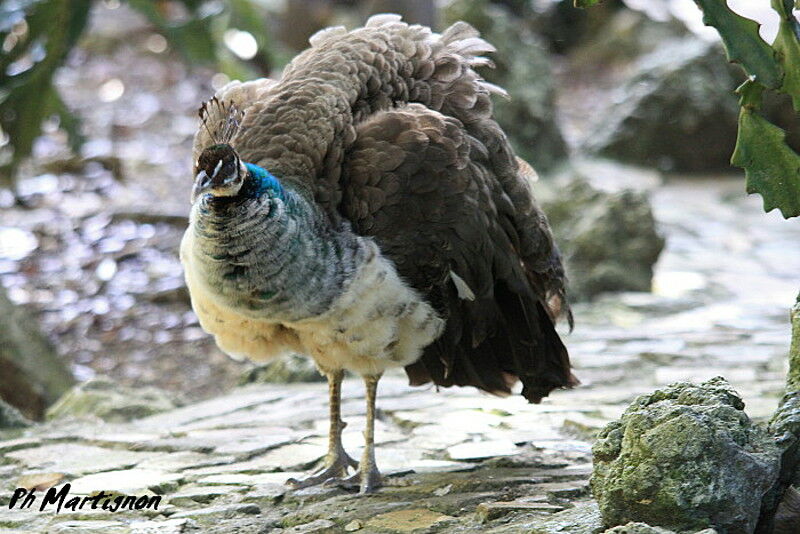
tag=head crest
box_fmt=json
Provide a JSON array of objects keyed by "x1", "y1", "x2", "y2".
[{"x1": 198, "y1": 97, "x2": 244, "y2": 145}]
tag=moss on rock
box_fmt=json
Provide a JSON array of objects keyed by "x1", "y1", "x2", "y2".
[
  {"x1": 239, "y1": 354, "x2": 325, "y2": 384},
  {"x1": 591, "y1": 377, "x2": 779, "y2": 532},
  {"x1": 46, "y1": 377, "x2": 179, "y2": 422},
  {"x1": 788, "y1": 293, "x2": 800, "y2": 392},
  {"x1": 0, "y1": 399, "x2": 31, "y2": 429},
  {"x1": 538, "y1": 176, "x2": 664, "y2": 300}
]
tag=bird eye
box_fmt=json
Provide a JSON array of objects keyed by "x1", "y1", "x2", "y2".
[{"x1": 222, "y1": 161, "x2": 238, "y2": 180}]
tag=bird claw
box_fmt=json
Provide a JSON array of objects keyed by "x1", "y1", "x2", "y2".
[
  {"x1": 329, "y1": 464, "x2": 383, "y2": 494},
  {"x1": 286, "y1": 452, "x2": 359, "y2": 490}
]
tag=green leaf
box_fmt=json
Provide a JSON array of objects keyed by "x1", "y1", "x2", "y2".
[
  {"x1": 693, "y1": 0, "x2": 783, "y2": 89},
  {"x1": 732, "y1": 107, "x2": 800, "y2": 218},
  {"x1": 50, "y1": 91, "x2": 83, "y2": 154},
  {"x1": 771, "y1": 0, "x2": 800, "y2": 110},
  {"x1": 736, "y1": 78, "x2": 766, "y2": 109},
  {"x1": 0, "y1": 0, "x2": 92, "y2": 184},
  {"x1": 573, "y1": 0, "x2": 603, "y2": 7}
]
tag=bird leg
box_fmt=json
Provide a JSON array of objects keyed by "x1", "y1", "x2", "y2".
[
  {"x1": 339, "y1": 373, "x2": 384, "y2": 494},
  {"x1": 286, "y1": 369, "x2": 358, "y2": 489}
]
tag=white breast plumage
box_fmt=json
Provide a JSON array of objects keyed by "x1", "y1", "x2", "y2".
[{"x1": 181, "y1": 228, "x2": 444, "y2": 376}]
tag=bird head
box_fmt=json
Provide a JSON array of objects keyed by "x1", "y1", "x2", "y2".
[{"x1": 192, "y1": 143, "x2": 247, "y2": 203}]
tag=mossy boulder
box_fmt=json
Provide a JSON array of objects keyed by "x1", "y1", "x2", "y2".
[
  {"x1": 537, "y1": 176, "x2": 664, "y2": 300},
  {"x1": 788, "y1": 294, "x2": 800, "y2": 391},
  {"x1": 584, "y1": 38, "x2": 739, "y2": 172},
  {"x1": 46, "y1": 377, "x2": 179, "y2": 422},
  {"x1": 760, "y1": 293, "x2": 800, "y2": 532},
  {"x1": 0, "y1": 398, "x2": 31, "y2": 429},
  {"x1": 591, "y1": 377, "x2": 780, "y2": 533},
  {"x1": 239, "y1": 354, "x2": 324, "y2": 384},
  {"x1": 0, "y1": 286, "x2": 74, "y2": 420}
]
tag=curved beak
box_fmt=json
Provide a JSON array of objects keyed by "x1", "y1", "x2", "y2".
[{"x1": 191, "y1": 170, "x2": 211, "y2": 204}]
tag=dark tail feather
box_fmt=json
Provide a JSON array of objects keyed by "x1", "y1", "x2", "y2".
[
  {"x1": 405, "y1": 282, "x2": 576, "y2": 402},
  {"x1": 520, "y1": 301, "x2": 578, "y2": 403}
]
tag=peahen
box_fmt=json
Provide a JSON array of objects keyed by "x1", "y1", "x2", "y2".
[{"x1": 180, "y1": 14, "x2": 577, "y2": 494}]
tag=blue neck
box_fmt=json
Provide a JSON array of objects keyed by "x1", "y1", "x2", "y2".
[{"x1": 244, "y1": 162, "x2": 284, "y2": 200}]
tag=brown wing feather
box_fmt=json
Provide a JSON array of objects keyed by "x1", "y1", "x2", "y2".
[{"x1": 341, "y1": 104, "x2": 576, "y2": 403}]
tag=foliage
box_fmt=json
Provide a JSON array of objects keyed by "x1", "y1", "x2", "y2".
[
  {"x1": 573, "y1": 0, "x2": 604, "y2": 7},
  {"x1": 0, "y1": 0, "x2": 276, "y2": 187},
  {"x1": 697, "y1": 0, "x2": 800, "y2": 219},
  {"x1": 732, "y1": 80, "x2": 800, "y2": 217},
  {"x1": 788, "y1": 292, "x2": 800, "y2": 391},
  {"x1": 577, "y1": 0, "x2": 800, "y2": 219},
  {"x1": 0, "y1": 0, "x2": 91, "y2": 187}
]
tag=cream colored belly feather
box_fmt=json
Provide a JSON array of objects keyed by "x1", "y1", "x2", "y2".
[{"x1": 181, "y1": 230, "x2": 445, "y2": 376}]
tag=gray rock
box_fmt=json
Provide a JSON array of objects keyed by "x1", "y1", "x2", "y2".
[
  {"x1": 5, "y1": 443, "x2": 162, "y2": 476},
  {"x1": 538, "y1": 176, "x2": 664, "y2": 300},
  {"x1": 567, "y1": 9, "x2": 690, "y2": 74},
  {"x1": 591, "y1": 377, "x2": 780, "y2": 532},
  {"x1": 762, "y1": 295, "x2": 800, "y2": 532},
  {"x1": 0, "y1": 286, "x2": 74, "y2": 420},
  {"x1": 584, "y1": 37, "x2": 738, "y2": 172},
  {"x1": 169, "y1": 503, "x2": 261, "y2": 519},
  {"x1": 46, "y1": 377, "x2": 179, "y2": 422},
  {"x1": 528, "y1": 501, "x2": 603, "y2": 534},
  {"x1": 443, "y1": 0, "x2": 568, "y2": 173},
  {"x1": 602, "y1": 523, "x2": 676, "y2": 534},
  {"x1": 602, "y1": 524, "x2": 718, "y2": 534},
  {"x1": 47, "y1": 520, "x2": 131, "y2": 533},
  {"x1": 529, "y1": 0, "x2": 622, "y2": 55},
  {"x1": 276, "y1": 519, "x2": 337, "y2": 533},
  {"x1": 0, "y1": 399, "x2": 31, "y2": 429},
  {"x1": 239, "y1": 355, "x2": 324, "y2": 384},
  {"x1": 788, "y1": 293, "x2": 800, "y2": 391}
]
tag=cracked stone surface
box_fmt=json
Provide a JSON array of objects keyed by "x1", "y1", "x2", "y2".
[{"x1": 1, "y1": 179, "x2": 798, "y2": 533}]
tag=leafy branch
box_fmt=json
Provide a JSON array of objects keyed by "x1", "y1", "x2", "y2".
[
  {"x1": 0, "y1": 0, "x2": 91, "y2": 188},
  {"x1": 0, "y1": 0, "x2": 275, "y2": 188},
  {"x1": 696, "y1": 0, "x2": 800, "y2": 219},
  {"x1": 577, "y1": 0, "x2": 800, "y2": 219}
]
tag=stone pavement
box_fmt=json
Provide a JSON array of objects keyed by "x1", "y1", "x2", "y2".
[
  {"x1": 0, "y1": 377, "x2": 599, "y2": 534},
  {"x1": 1, "y1": 177, "x2": 799, "y2": 533}
]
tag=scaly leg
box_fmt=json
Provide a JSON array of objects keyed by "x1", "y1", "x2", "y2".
[
  {"x1": 340, "y1": 373, "x2": 384, "y2": 494},
  {"x1": 286, "y1": 369, "x2": 358, "y2": 489}
]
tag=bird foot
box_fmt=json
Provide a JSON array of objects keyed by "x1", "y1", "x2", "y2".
[
  {"x1": 286, "y1": 452, "x2": 358, "y2": 490},
  {"x1": 328, "y1": 463, "x2": 383, "y2": 494}
]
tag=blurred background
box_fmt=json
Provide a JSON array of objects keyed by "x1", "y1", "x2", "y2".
[{"x1": 0, "y1": 0, "x2": 798, "y2": 423}]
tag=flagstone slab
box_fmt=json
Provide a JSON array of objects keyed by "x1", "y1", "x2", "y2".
[{"x1": 5, "y1": 445, "x2": 161, "y2": 476}]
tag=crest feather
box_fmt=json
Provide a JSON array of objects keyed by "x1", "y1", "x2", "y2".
[{"x1": 198, "y1": 97, "x2": 245, "y2": 146}]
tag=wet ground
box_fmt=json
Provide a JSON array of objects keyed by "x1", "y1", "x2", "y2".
[{"x1": 0, "y1": 175, "x2": 797, "y2": 533}]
